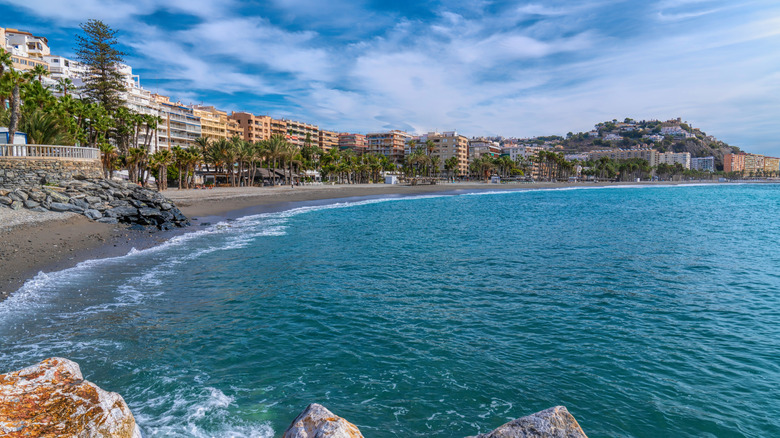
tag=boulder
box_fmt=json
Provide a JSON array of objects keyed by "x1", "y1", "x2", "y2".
[
  {"x1": 44, "y1": 189, "x2": 70, "y2": 203},
  {"x1": 467, "y1": 406, "x2": 587, "y2": 438},
  {"x1": 84, "y1": 209, "x2": 103, "y2": 220},
  {"x1": 0, "y1": 196, "x2": 11, "y2": 205},
  {"x1": 49, "y1": 202, "x2": 79, "y2": 212},
  {"x1": 111, "y1": 206, "x2": 140, "y2": 218},
  {"x1": 9, "y1": 201, "x2": 22, "y2": 210},
  {"x1": 23, "y1": 199, "x2": 40, "y2": 209},
  {"x1": 0, "y1": 357, "x2": 141, "y2": 438},
  {"x1": 283, "y1": 403, "x2": 364, "y2": 438}
]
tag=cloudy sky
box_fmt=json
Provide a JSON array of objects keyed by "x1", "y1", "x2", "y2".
[{"x1": 2, "y1": 0, "x2": 779, "y2": 154}]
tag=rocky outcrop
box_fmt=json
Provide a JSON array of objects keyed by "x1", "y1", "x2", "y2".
[
  {"x1": 0, "y1": 357, "x2": 141, "y2": 438},
  {"x1": 0, "y1": 178, "x2": 189, "y2": 230},
  {"x1": 467, "y1": 406, "x2": 587, "y2": 438},
  {"x1": 283, "y1": 403, "x2": 364, "y2": 438}
]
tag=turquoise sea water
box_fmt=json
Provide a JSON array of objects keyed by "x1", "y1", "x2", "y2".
[{"x1": 1, "y1": 184, "x2": 779, "y2": 437}]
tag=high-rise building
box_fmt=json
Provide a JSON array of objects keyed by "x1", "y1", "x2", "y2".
[
  {"x1": 468, "y1": 138, "x2": 502, "y2": 162},
  {"x1": 228, "y1": 112, "x2": 272, "y2": 143},
  {"x1": 192, "y1": 106, "x2": 229, "y2": 141},
  {"x1": 285, "y1": 119, "x2": 319, "y2": 148},
  {"x1": 588, "y1": 149, "x2": 660, "y2": 167},
  {"x1": 338, "y1": 133, "x2": 367, "y2": 154},
  {"x1": 153, "y1": 94, "x2": 201, "y2": 149},
  {"x1": 658, "y1": 152, "x2": 691, "y2": 169},
  {"x1": 763, "y1": 156, "x2": 780, "y2": 174},
  {"x1": 690, "y1": 156, "x2": 715, "y2": 172},
  {"x1": 744, "y1": 154, "x2": 765, "y2": 174},
  {"x1": 427, "y1": 131, "x2": 470, "y2": 176},
  {"x1": 366, "y1": 130, "x2": 413, "y2": 164},
  {"x1": 724, "y1": 153, "x2": 745, "y2": 173},
  {"x1": 318, "y1": 129, "x2": 338, "y2": 152}
]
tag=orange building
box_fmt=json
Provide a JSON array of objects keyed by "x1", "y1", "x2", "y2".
[{"x1": 723, "y1": 153, "x2": 745, "y2": 173}]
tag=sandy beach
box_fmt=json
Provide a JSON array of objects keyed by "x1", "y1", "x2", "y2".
[{"x1": 0, "y1": 180, "x2": 721, "y2": 298}]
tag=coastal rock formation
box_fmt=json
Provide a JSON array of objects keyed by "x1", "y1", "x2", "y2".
[
  {"x1": 283, "y1": 403, "x2": 364, "y2": 438},
  {"x1": 467, "y1": 406, "x2": 588, "y2": 438},
  {"x1": 0, "y1": 357, "x2": 141, "y2": 438},
  {"x1": 0, "y1": 178, "x2": 188, "y2": 230}
]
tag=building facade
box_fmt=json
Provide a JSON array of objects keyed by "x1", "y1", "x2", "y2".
[
  {"x1": 228, "y1": 112, "x2": 272, "y2": 143},
  {"x1": 468, "y1": 138, "x2": 502, "y2": 162},
  {"x1": 690, "y1": 156, "x2": 715, "y2": 172},
  {"x1": 427, "y1": 131, "x2": 469, "y2": 176},
  {"x1": 588, "y1": 149, "x2": 660, "y2": 167},
  {"x1": 658, "y1": 152, "x2": 691, "y2": 169},
  {"x1": 153, "y1": 94, "x2": 201, "y2": 149},
  {"x1": 192, "y1": 106, "x2": 229, "y2": 141},
  {"x1": 366, "y1": 130, "x2": 412, "y2": 164},
  {"x1": 318, "y1": 129, "x2": 339, "y2": 152},
  {"x1": 338, "y1": 133, "x2": 367, "y2": 154},
  {"x1": 724, "y1": 153, "x2": 745, "y2": 173},
  {"x1": 285, "y1": 119, "x2": 319, "y2": 148},
  {"x1": 2, "y1": 27, "x2": 50, "y2": 72}
]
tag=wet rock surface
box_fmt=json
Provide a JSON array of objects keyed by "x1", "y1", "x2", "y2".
[
  {"x1": 0, "y1": 179, "x2": 189, "y2": 230},
  {"x1": 0, "y1": 357, "x2": 141, "y2": 438}
]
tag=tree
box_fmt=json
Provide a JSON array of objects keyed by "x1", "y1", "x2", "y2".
[
  {"x1": 76, "y1": 19, "x2": 127, "y2": 111},
  {"x1": 30, "y1": 64, "x2": 49, "y2": 83},
  {"x1": 6, "y1": 69, "x2": 32, "y2": 144}
]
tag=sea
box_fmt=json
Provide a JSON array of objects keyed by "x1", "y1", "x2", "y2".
[{"x1": 1, "y1": 184, "x2": 779, "y2": 437}]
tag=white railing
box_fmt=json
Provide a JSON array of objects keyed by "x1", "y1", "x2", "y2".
[{"x1": 0, "y1": 144, "x2": 100, "y2": 160}]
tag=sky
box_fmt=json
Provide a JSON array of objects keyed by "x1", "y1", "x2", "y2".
[{"x1": 1, "y1": 0, "x2": 779, "y2": 154}]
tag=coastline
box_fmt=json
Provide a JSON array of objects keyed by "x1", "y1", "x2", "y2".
[{"x1": 0, "y1": 180, "x2": 727, "y2": 300}]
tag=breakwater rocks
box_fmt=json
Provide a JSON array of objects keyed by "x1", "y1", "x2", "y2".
[
  {"x1": 0, "y1": 357, "x2": 141, "y2": 438},
  {"x1": 0, "y1": 359, "x2": 587, "y2": 437},
  {"x1": 0, "y1": 178, "x2": 189, "y2": 230}
]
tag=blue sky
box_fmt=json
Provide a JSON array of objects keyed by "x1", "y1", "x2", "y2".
[{"x1": 2, "y1": 0, "x2": 779, "y2": 154}]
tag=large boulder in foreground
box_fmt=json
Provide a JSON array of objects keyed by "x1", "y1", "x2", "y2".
[
  {"x1": 0, "y1": 357, "x2": 141, "y2": 438},
  {"x1": 283, "y1": 403, "x2": 364, "y2": 438},
  {"x1": 468, "y1": 406, "x2": 587, "y2": 438}
]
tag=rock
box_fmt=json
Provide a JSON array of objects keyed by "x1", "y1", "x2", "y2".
[
  {"x1": 30, "y1": 207, "x2": 49, "y2": 212},
  {"x1": 0, "y1": 196, "x2": 11, "y2": 205},
  {"x1": 97, "y1": 217, "x2": 119, "y2": 224},
  {"x1": 49, "y1": 202, "x2": 78, "y2": 212},
  {"x1": 28, "y1": 190, "x2": 46, "y2": 202},
  {"x1": 282, "y1": 403, "x2": 364, "y2": 438},
  {"x1": 10, "y1": 201, "x2": 22, "y2": 210},
  {"x1": 8, "y1": 192, "x2": 24, "y2": 202},
  {"x1": 160, "y1": 202, "x2": 173, "y2": 211},
  {"x1": 0, "y1": 357, "x2": 141, "y2": 438},
  {"x1": 467, "y1": 406, "x2": 587, "y2": 438},
  {"x1": 128, "y1": 224, "x2": 146, "y2": 231},
  {"x1": 12, "y1": 189, "x2": 28, "y2": 201},
  {"x1": 23, "y1": 199, "x2": 40, "y2": 209},
  {"x1": 111, "y1": 206, "x2": 140, "y2": 218},
  {"x1": 44, "y1": 189, "x2": 70, "y2": 203},
  {"x1": 85, "y1": 195, "x2": 102, "y2": 205},
  {"x1": 85, "y1": 209, "x2": 103, "y2": 220}
]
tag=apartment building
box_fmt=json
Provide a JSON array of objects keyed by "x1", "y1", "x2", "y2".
[
  {"x1": 192, "y1": 106, "x2": 229, "y2": 141},
  {"x1": 427, "y1": 131, "x2": 469, "y2": 176},
  {"x1": 658, "y1": 152, "x2": 691, "y2": 169},
  {"x1": 153, "y1": 94, "x2": 201, "y2": 149},
  {"x1": 227, "y1": 119, "x2": 242, "y2": 139},
  {"x1": 763, "y1": 156, "x2": 780, "y2": 174},
  {"x1": 2, "y1": 27, "x2": 50, "y2": 72},
  {"x1": 588, "y1": 149, "x2": 660, "y2": 167},
  {"x1": 228, "y1": 112, "x2": 272, "y2": 143},
  {"x1": 468, "y1": 138, "x2": 501, "y2": 162},
  {"x1": 338, "y1": 133, "x2": 367, "y2": 154},
  {"x1": 690, "y1": 156, "x2": 715, "y2": 172},
  {"x1": 43, "y1": 55, "x2": 89, "y2": 92},
  {"x1": 366, "y1": 130, "x2": 412, "y2": 164},
  {"x1": 270, "y1": 119, "x2": 287, "y2": 138},
  {"x1": 285, "y1": 119, "x2": 319, "y2": 148},
  {"x1": 724, "y1": 153, "x2": 745, "y2": 173},
  {"x1": 318, "y1": 129, "x2": 338, "y2": 152}
]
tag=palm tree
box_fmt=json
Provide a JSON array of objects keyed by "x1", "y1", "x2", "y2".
[
  {"x1": 99, "y1": 143, "x2": 118, "y2": 178},
  {"x1": 6, "y1": 69, "x2": 32, "y2": 144},
  {"x1": 30, "y1": 64, "x2": 49, "y2": 83},
  {"x1": 172, "y1": 146, "x2": 186, "y2": 189},
  {"x1": 55, "y1": 78, "x2": 75, "y2": 96},
  {"x1": 19, "y1": 108, "x2": 68, "y2": 145},
  {"x1": 194, "y1": 136, "x2": 212, "y2": 172}
]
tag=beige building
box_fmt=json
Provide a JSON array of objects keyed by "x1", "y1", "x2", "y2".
[
  {"x1": 427, "y1": 131, "x2": 470, "y2": 176},
  {"x1": 285, "y1": 119, "x2": 319, "y2": 148},
  {"x1": 658, "y1": 151, "x2": 691, "y2": 169},
  {"x1": 2, "y1": 27, "x2": 51, "y2": 72},
  {"x1": 744, "y1": 154, "x2": 765, "y2": 174},
  {"x1": 339, "y1": 133, "x2": 367, "y2": 154},
  {"x1": 228, "y1": 112, "x2": 272, "y2": 143},
  {"x1": 366, "y1": 130, "x2": 413, "y2": 164},
  {"x1": 152, "y1": 94, "x2": 201, "y2": 149},
  {"x1": 271, "y1": 119, "x2": 288, "y2": 138},
  {"x1": 763, "y1": 156, "x2": 780, "y2": 174},
  {"x1": 192, "y1": 106, "x2": 229, "y2": 141},
  {"x1": 318, "y1": 129, "x2": 339, "y2": 152},
  {"x1": 227, "y1": 119, "x2": 242, "y2": 140}
]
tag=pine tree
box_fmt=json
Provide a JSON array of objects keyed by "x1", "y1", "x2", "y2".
[{"x1": 76, "y1": 19, "x2": 127, "y2": 111}]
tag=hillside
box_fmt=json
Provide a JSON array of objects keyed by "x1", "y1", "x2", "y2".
[{"x1": 557, "y1": 118, "x2": 741, "y2": 170}]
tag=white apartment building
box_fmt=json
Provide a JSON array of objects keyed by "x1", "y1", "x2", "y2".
[
  {"x1": 503, "y1": 145, "x2": 544, "y2": 163},
  {"x1": 1, "y1": 27, "x2": 51, "y2": 72},
  {"x1": 691, "y1": 156, "x2": 715, "y2": 172},
  {"x1": 658, "y1": 152, "x2": 691, "y2": 169},
  {"x1": 468, "y1": 138, "x2": 501, "y2": 161}
]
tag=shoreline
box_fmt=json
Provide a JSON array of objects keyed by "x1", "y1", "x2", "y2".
[{"x1": 0, "y1": 180, "x2": 735, "y2": 300}]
